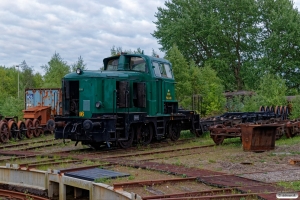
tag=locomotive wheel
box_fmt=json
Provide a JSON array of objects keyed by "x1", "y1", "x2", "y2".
[
  {"x1": 25, "y1": 119, "x2": 34, "y2": 138},
  {"x1": 8, "y1": 120, "x2": 18, "y2": 140},
  {"x1": 0, "y1": 122, "x2": 9, "y2": 143},
  {"x1": 212, "y1": 135, "x2": 225, "y2": 145},
  {"x1": 118, "y1": 127, "x2": 134, "y2": 149},
  {"x1": 276, "y1": 126, "x2": 285, "y2": 140},
  {"x1": 33, "y1": 119, "x2": 43, "y2": 137},
  {"x1": 168, "y1": 123, "x2": 181, "y2": 141},
  {"x1": 284, "y1": 122, "x2": 296, "y2": 138},
  {"x1": 259, "y1": 106, "x2": 265, "y2": 112},
  {"x1": 137, "y1": 123, "x2": 153, "y2": 146},
  {"x1": 210, "y1": 124, "x2": 225, "y2": 145},
  {"x1": 17, "y1": 121, "x2": 26, "y2": 140}
]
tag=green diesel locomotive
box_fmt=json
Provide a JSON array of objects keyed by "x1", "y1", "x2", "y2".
[{"x1": 52, "y1": 53, "x2": 201, "y2": 149}]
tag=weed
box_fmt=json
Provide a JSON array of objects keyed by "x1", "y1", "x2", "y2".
[
  {"x1": 37, "y1": 165, "x2": 49, "y2": 171},
  {"x1": 84, "y1": 159, "x2": 94, "y2": 165},
  {"x1": 24, "y1": 190, "x2": 33, "y2": 200},
  {"x1": 180, "y1": 130, "x2": 194, "y2": 139},
  {"x1": 208, "y1": 159, "x2": 216, "y2": 163},
  {"x1": 95, "y1": 177, "x2": 111, "y2": 184},
  {"x1": 277, "y1": 181, "x2": 300, "y2": 191},
  {"x1": 128, "y1": 175, "x2": 135, "y2": 180},
  {"x1": 174, "y1": 159, "x2": 182, "y2": 166}
]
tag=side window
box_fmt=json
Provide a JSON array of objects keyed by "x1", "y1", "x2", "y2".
[
  {"x1": 153, "y1": 62, "x2": 161, "y2": 77},
  {"x1": 106, "y1": 58, "x2": 119, "y2": 71},
  {"x1": 153, "y1": 62, "x2": 173, "y2": 78},
  {"x1": 164, "y1": 63, "x2": 173, "y2": 78},
  {"x1": 159, "y1": 64, "x2": 167, "y2": 77},
  {"x1": 130, "y1": 57, "x2": 146, "y2": 72}
]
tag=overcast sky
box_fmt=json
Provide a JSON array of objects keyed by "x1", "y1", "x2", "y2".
[{"x1": 1, "y1": 0, "x2": 300, "y2": 75}]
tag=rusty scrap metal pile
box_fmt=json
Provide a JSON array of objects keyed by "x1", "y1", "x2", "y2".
[{"x1": 204, "y1": 106, "x2": 300, "y2": 145}]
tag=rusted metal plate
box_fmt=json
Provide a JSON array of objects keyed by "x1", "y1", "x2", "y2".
[
  {"x1": 104, "y1": 160, "x2": 225, "y2": 177},
  {"x1": 64, "y1": 168, "x2": 129, "y2": 181},
  {"x1": 289, "y1": 159, "x2": 300, "y2": 165},
  {"x1": 23, "y1": 106, "x2": 51, "y2": 125},
  {"x1": 240, "y1": 124, "x2": 279, "y2": 151},
  {"x1": 199, "y1": 175, "x2": 262, "y2": 188},
  {"x1": 25, "y1": 88, "x2": 62, "y2": 116}
]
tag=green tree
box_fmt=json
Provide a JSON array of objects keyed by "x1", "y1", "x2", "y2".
[
  {"x1": 290, "y1": 96, "x2": 300, "y2": 119},
  {"x1": 166, "y1": 45, "x2": 225, "y2": 116},
  {"x1": 153, "y1": 0, "x2": 260, "y2": 91},
  {"x1": 110, "y1": 46, "x2": 144, "y2": 56},
  {"x1": 243, "y1": 73, "x2": 287, "y2": 110},
  {"x1": 42, "y1": 53, "x2": 70, "y2": 88},
  {"x1": 153, "y1": 0, "x2": 300, "y2": 92},
  {"x1": 192, "y1": 64, "x2": 226, "y2": 116},
  {"x1": 33, "y1": 73, "x2": 44, "y2": 88},
  {"x1": 165, "y1": 45, "x2": 192, "y2": 109},
  {"x1": 258, "y1": 0, "x2": 300, "y2": 94},
  {"x1": 0, "y1": 96, "x2": 23, "y2": 119},
  {"x1": 19, "y1": 60, "x2": 38, "y2": 89},
  {"x1": 71, "y1": 56, "x2": 87, "y2": 72}
]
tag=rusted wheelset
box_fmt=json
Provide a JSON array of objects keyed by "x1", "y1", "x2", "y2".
[{"x1": 0, "y1": 115, "x2": 44, "y2": 144}]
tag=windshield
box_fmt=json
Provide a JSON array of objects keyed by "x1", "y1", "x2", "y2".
[
  {"x1": 153, "y1": 62, "x2": 173, "y2": 78},
  {"x1": 130, "y1": 57, "x2": 146, "y2": 72},
  {"x1": 104, "y1": 56, "x2": 147, "y2": 72},
  {"x1": 106, "y1": 58, "x2": 119, "y2": 71}
]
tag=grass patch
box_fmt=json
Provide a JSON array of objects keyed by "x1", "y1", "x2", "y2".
[
  {"x1": 276, "y1": 135, "x2": 300, "y2": 146},
  {"x1": 277, "y1": 181, "x2": 300, "y2": 191},
  {"x1": 95, "y1": 177, "x2": 111, "y2": 184},
  {"x1": 180, "y1": 130, "x2": 195, "y2": 139}
]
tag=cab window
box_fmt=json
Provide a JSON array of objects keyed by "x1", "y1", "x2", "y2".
[
  {"x1": 106, "y1": 58, "x2": 119, "y2": 71},
  {"x1": 153, "y1": 62, "x2": 173, "y2": 78},
  {"x1": 153, "y1": 62, "x2": 161, "y2": 77},
  {"x1": 130, "y1": 57, "x2": 146, "y2": 72},
  {"x1": 164, "y1": 63, "x2": 173, "y2": 78}
]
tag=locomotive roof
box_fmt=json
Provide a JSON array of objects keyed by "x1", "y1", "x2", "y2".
[
  {"x1": 103, "y1": 53, "x2": 171, "y2": 64},
  {"x1": 64, "y1": 54, "x2": 173, "y2": 79}
]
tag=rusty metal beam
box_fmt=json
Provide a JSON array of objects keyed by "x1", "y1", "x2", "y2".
[
  {"x1": 0, "y1": 188, "x2": 49, "y2": 200},
  {"x1": 113, "y1": 177, "x2": 197, "y2": 190},
  {"x1": 143, "y1": 192, "x2": 265, "y2": 200}
]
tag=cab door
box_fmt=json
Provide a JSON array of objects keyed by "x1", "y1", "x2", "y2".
[
  {"x1": 79, "y1": 78, "x2": 95, "y2": 118},
  {"x1": 153, "y1": 62, "x2": 175, "y2": 115}
]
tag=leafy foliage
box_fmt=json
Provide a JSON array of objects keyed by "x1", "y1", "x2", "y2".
[
  {"x1": 194, "y1": 64, "x2": 226, "y2": 116},
  {"x1": 42, "y1": 53, "x2": 70, "y2": 88},
  {"x1": 71, "y1": 56, "x2": 87, "y2": 72},
  {"x1": 0, "y1": 96, "x2": 23, "y2": 119},
  {"x1": 110, "y1": 46, "x2": 144, "y2": 56},
  {"x1": 290, "y1": 95, "x2": 300, "y2": 119},
  {"x1": 226, "y1": 96, "x2": 244, "y2": 112},
  {"x1": 165, "y1": 45, "x2": 192, "y2": 109},
  {"x1": 255, "y1": 73, "x2": 287, "y2": 107},
  {"x1": 153, "y1": 0, "x2": 300, "y2": 93},
  {"x1": 166, "y1": 45, "x2": 225, "y2": 116}
]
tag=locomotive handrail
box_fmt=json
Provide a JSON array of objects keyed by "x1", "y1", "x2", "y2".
[{"x1": 113, "y1": 89, "x2": 118, "y2": 115}]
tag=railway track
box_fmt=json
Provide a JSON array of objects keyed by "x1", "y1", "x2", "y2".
[{"x1": 0, "y1": 135, "x2": 298, "y2": 199}]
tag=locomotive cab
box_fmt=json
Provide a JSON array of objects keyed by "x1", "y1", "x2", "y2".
[{"x1": 53, "y1": 53, "x2": 201, "y2": 149}]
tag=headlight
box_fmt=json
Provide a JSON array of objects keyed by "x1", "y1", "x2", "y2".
[
  {"x1": 76, "y1": 68, "x2": 82, "y2": 74},
  {"x1": 95, "y1": 101, "x2": 102, "y2": 108}
]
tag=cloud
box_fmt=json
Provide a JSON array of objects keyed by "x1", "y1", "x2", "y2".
[{"x1": 0, "y1": 0, "x2": 165, "y2": 74}]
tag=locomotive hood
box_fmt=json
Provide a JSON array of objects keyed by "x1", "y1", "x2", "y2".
[{"x1": 64, "y1": 70, "x2": 142, "y2": 79}]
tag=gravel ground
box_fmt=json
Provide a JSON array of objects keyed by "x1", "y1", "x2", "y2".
[{"x1": 239, "y1": 169, "x2": 300, "y2": 183}]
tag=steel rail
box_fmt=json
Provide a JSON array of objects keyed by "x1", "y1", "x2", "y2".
[
  {"x1": 0, "y1": 188, "x2": 49, "y2": 200},
  {"x1": 113, "y1": 177, "x2": 197, "y2": 190}
]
